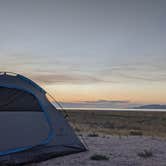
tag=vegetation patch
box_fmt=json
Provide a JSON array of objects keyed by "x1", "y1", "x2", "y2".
[
  {"x1": 75, "y1": 127, "x2": 81, "y2": 132},
  {"x1": 68, "y1": 109, "x2": 166, "y2": 137},
  {"x1": 137, "y1": 149, "x2": 153, "y2": 158},
  {"x1": 90, "y1": 154, "x2": 109, "y2": 161},
  {"x1": 88, "y1": 133, "x2": 99, "y2": 137},
  {"x1": 130, "y1": 130, "x2": 143, "y2": 136}
]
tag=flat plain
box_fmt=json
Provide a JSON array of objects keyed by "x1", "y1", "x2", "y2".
[
  {"x1": 28, "y1": 109, "x2": 166, "y2": 166},
  {"x1": 67, "y1": 109, "x2": 166, "y2": 137}
]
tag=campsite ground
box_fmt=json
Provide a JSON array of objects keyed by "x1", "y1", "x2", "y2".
[{"x1": 28, "y1": 110, "x2": 166, "y2": 166}]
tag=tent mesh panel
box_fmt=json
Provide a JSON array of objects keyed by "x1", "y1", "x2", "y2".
[{"x1": 0, "y1": 87, "x2": 42, "y2": 112}]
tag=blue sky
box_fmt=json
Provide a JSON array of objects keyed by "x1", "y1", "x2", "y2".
[{"x1": 0, "y1": 0, "x2": 166, "y2": 106}]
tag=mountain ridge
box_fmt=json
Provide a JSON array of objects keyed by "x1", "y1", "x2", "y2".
[{"x1": 134, "y1": 104, "x2": 166, "y2": 109}]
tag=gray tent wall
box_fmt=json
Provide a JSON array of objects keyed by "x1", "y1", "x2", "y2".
[{"x1": 0, "y1": 72, "x2": 86, "y2": 165}]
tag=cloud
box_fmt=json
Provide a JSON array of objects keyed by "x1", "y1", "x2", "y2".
[
  {"x1": 79, "y1": 100, "x2": 129, "y2": 104},
  {"x1": 58, "y1": 99, "x2": 132, "y2": 109},
  {"x1": 2, "y1": 52, "x2": 166, "y2": 85},
  {"x1": 30, "y1": 73, "x2": 106, "y2": 84},
  {"x1": 99, "y1": 62, "x2": 166, "y2": 83},
  {"x1": 0, "y1": 52, "x2": 112, "y2": 84}
]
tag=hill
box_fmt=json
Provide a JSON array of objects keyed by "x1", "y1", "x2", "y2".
[{"x1": 134, "y1": 104, "x2": 166, "y2": 109}]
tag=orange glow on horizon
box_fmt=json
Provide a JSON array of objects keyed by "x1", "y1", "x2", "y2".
[{"x1": 41, "y1": 82, "x2": 166, "y2": 104}]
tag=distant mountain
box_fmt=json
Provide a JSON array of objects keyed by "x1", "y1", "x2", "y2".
[{"x1": 134, "y1": 104, "x2": 166, "y2": 109}]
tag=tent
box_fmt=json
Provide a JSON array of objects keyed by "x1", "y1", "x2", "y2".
[{"x1": 0, "y1": 72, "x2": 86, "y2": 165}]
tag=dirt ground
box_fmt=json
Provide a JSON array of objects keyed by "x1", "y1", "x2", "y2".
[
  {"x1": 28, "y1": 135, "x2": 166, "y2": 166},
  {"x1": 27, "y1": 110, "x2": 166, "y2": 166}
]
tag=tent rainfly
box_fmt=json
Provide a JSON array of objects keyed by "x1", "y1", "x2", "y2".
[{"x1": 0, "y1": 72, "x2": 86, "y2": 165}]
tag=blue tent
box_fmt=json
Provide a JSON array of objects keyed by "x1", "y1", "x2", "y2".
[{"x1": 0, "y1": 72, "x2": 86, "y2": 165}]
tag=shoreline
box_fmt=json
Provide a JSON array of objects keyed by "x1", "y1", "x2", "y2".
[{"x1": 58, "y1": 108, "x2": 166, "y2": 112}]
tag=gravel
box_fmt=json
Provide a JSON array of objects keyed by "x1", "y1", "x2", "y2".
[{"x1": 28, "y1": 135, "x2": 166, "y2": 166}]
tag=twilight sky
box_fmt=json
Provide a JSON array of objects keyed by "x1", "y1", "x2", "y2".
[{"x1": 0, "y1": 0, "x2": 166, "y2": 106}]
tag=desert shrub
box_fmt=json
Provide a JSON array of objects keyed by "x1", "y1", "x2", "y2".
[
  {"x1": 116, "y1": 125, "x2": 127, "y2": 129},
  {"x1": 132, "y1": 126, "x2": 141, "y2": 130},
  {"x1": 129, "y1": 130, "x2": 143, "y2": 136},
  {"x1": 75, "y1": 127, "x2": 81, "y2": 132},
  {"x1": 90, "y1": 154, "x2": 109, "y2": 161},
  {"x1": 88, "y1": 133, "x2": 99, "y2": 137},
  {"x1": 137, "y1": 149, "x2": 153, "y2": 158},
  {"x1": 103, "y1": 122, "x2": 115, "y2": 128},
  {"x1": 162, "y1": 117, "x2": 166, "y2": 121}
]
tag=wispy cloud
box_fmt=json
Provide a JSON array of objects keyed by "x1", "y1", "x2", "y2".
[
  {"x1": 58, "y1": 99, "x2": 141, "y2": 109},
  {"x1": 98, "y1": 62, "x2": 166, "y2": 83},
  {"x1": 79, "y1": 100, "x2": 129, "y2": 104},
  {"x1": 0, "y1": 52, "x2": 112, "y2": 84},
  {"x1": 30, "y1": 73, "x2": 106, "y2": 84},
  {"x1": 1, "y1": 52, "x2": 166, "y2": 85}
]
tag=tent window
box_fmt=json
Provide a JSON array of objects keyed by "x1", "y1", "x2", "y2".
[{"x1": 0, "y1": 87, "x2": 42, "y2": 112}]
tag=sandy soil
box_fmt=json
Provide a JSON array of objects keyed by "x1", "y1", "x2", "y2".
[{"x1": 28, "y1": 135, "x2": 166, "y2": 166}]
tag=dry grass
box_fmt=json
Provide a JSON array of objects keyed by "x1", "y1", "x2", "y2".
[
  {"x1": 129, "y1": 130, "x2": 143, "y2": 136},
  {"x1": 66, "y1": 109, "x2": 166, "y2": 137},
  {"x1": 90, "y1": 154, "x2": 109, "y2": 161},
  {"x1": 88, "y1": 133, "x2": 99, "y2": 137},
  {"x1": 137, "y1": 149, "x2": 153, "y2": 158}
]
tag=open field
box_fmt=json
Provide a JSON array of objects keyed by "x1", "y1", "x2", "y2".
[
  {"x1": 66, "y1": 109, "x2": 166, "y2": 137},
  {"x1": 29, "y1": 135, "x2": 166, "y2": 166},
  {"x1": 27, "y1": 110, "x2": 166, "y2": 166}
]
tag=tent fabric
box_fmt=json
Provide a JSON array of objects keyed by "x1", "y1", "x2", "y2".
[
  {"x1": 0, "y1": 87, "x2": 42, "y2": 111},
  {"x1": 0, "y1": 72, "x2": 86, "y2": 165}
]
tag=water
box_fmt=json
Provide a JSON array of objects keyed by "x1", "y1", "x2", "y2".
[{"x1": 57, "y1": 107, "x2": 166, "y2": 112}]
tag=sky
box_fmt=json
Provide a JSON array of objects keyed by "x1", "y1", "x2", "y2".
[{"x1": 0, "y1": 0, "x2": 166, "y2": 108}]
